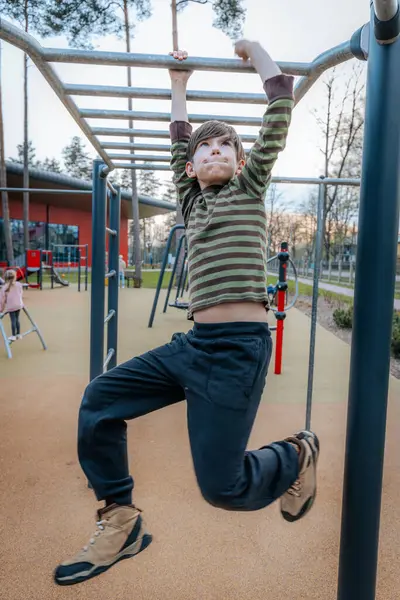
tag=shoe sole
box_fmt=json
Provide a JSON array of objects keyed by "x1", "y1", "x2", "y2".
[
  {"x1": 54, "y1": 533, "x2": 152, "y2": 586},
  {"x1": 281, "y1": 431, "x2": 320, "y2": 523}
]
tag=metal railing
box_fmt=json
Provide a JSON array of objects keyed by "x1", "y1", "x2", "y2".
[
  {"x1": 0, "y1": 307, "x2": 47, "y2": 359},
  {"x1": 89, "y1": 159, "x2": 121, "y2": 380}
]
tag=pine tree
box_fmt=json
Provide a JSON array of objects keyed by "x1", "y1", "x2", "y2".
[
  {"x1": 62, "y1": 136, "x2": 92, "y2": 180},
  {"x1": 138, "y1": 168, "x2": 161, "y2": 197},
  {"x1": 9, "y1": 140, "x2": 38, "y2": 167},
  {"x1": 162, "y1": 180, "x2": 177, "y2": 204},
  {"x1": 39, "y1": 157, "x2": 63, "y2": 173}
]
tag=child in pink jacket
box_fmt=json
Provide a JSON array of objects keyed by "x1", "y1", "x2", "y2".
[{"x1": 0, "y1": 270, "x2": 24, "y2": 342}]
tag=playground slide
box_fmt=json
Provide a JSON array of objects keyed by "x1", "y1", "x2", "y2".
[{"x1": 51, "y1": 266, "x2": 69, "y2": 287}]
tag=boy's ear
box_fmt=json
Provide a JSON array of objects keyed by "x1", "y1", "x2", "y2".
[
  {"x1": 236, "y1": 158, "x2": 246, "y2": 175},
  {"x1": 185, "y1": 161, "x2": 197, "y2": 179}
]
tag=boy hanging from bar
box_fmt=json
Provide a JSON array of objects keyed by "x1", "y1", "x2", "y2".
[{"x1": 55, "y1": 40, "x2": 319, "y2": 587}]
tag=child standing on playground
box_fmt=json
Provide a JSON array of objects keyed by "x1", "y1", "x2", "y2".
[
  {"x1": 0, "y1": 270, "x2": 24, "y2": 342},
  {"x1": 55, "y1": 40, "x2": 319, "y2": 586},
  {"x1": 118, "y1": 254, "x2": 126, "y2": 288}
]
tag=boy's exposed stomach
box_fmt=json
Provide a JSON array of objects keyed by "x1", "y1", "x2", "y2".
[{"x1": 194, "y1": 301, "x2": 268, "y2": 323}]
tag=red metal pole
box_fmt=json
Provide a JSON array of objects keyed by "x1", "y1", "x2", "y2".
[{"x1": 274, "y1": 242, "x2": 288, "y2": 375}]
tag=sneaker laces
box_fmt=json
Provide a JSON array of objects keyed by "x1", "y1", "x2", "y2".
[
  {"x1": 287, "y1": 479, "x2": 302, "y2": 497},
  {"x1": 82, "y1": 519, "x2": 107, "y2": 552}
]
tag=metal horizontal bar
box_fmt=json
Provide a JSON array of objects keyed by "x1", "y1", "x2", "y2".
[
  {"x1": 93, "y1": 127, "x2": 258, "y2": 143},
  {"x1": 107, "y1": 153, "x2": 171, "y2": 162},
  {"x1": 43, "y1": 47, "x2": 310, "y2": 76},
  {"x1": 104, "y1": 309, "x2": 115, "y2": 324},
  {"x1": 104, "y1": 145, "x2": 251, "y2": 157},
  {"x1": 114, "y1": 163, "x2": 170, "y2": 170},
  {"x1": 112, "y1": 162, "x2": 363, "y2": 186},
  {"x1": 272, "y1": 176, "x2": 361, "y2": 186},
  {"x1": 294, "y1": 41, "x2": 353, "y2": 105},
  {"x1": 102, "y1": 141, "x2": 171, "y2": 151},
  {"x1": 0, "y1": 187, "x2": 91, "y2": 194},
  {"x1": 94, "y1": 127, "x2": 172, "y2": 139},
  {"x1": 103, "y1": 348, "x2": 115, "y2": 370},
  {"x1": 373, "y1": 0, "x2": 398, "y2": 20},
  {"x1": 105, "y1": 269, "x2": 117, "y2": 278},
  {"x1": 82, "y1": 108, "x2": 262, "y2": 126},
  {"x1": 21, "y1": 328, "x2": 36, "y2": 337},
  {"x1": 106, "y1": 227, "x2": 117, "y2": 236},
  {"x1": 107, "y1": 180, "x2": 117, "y2": 195},
  {"x1": 65, "y1": 83, "x2": 268, "y2": 105}
]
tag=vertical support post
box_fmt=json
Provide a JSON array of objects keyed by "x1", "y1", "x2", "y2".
[
  {"x1": 39, "y1": 250, "x2": 43, "y2": 290},
  {"x1": 305, "y1": 180, "x2": 324, "y2": 431},
  {"x1": 148, "y1": 224, "x2": 185, "y2": 327},
  {"x1": 338, "y1": 259, "x2": 342, "y2": 282},
  {"x1": 274, "y1": 241, "x2": 288, "y2": 375},
  {"x1": 78, "y1": 248, "x2": 81, "y2": 292},
  {"x1": 175, "y1": 250, "x2": 188, "y2": 301},
  {"x1": 85, "y1": 244, "x2": 89, "y2": 291},
  {"x1": 163, "y1": 234, "x2": 186, "y2": 313},
  {"x1": 107, "y1": 186, "x2": 120, "y2": 371},
  {"x1": 328, "y1": 258, "x2": 332, "y2": 282},
  {"x1": 90, "y1": 159, "x2": 107, "y2": 381},
  {"x1": 337, "y1": 5, "x2": 400, "y2": 599}
]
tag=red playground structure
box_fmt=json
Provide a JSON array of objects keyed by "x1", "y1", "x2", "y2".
[{"x1": 0, "y1": 250, "x2": 70, "y2": 290}]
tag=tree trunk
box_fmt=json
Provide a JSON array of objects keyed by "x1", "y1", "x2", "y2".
[
  {"x1": 23, "y1": 1, "x2": 29, "y2": 253},
  {"x1": 123, "y1": 0, "x2": 142, "y2": 286},
  {"x1": 171, "y1": 0, "x2": 185, "y2": 284},
  {"x1": 172, "y1": 0, "x2": 179, "y2": 51},
  {"x1": 0, "y1": 44, "x2": 14, "y2": 263}
]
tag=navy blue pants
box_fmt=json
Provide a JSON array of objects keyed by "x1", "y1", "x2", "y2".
[
  {"x1": 78, "y1": 322, "x2": 298, "y2": 511},
  {"x1": 9, "y1": 310, "x2": 20, "y2": 336}
]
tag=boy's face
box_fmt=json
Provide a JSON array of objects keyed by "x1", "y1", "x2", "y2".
[{"x1": 185, "y1": 135, "x2": 245, "y2": 189}]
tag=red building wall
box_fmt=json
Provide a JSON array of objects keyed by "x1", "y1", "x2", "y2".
[{"x1": 1, "y1": 199, "x2": 128, "y2": 266}]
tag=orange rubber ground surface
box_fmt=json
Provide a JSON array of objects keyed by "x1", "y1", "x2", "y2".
[{"x1": 1, "y1": 286, "x2": 399, "y2": 600}]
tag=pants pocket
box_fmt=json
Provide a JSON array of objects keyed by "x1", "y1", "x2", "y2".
[{"x1": 206, "y1": 337, "x2": 265, "y2": 411}]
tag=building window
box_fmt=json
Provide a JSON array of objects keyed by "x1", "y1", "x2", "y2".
[{"x1": 0, "y1": 218, "x2": 79, "y2": 262}]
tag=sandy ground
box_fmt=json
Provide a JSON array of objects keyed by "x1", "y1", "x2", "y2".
[{"x1": 1, "y1": 285, "x2": 400, "y2": 600}]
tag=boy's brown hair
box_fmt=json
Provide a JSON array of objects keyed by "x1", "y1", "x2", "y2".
[{"x1": 187, "y1": 120, "x2": 246, "y2": 163}]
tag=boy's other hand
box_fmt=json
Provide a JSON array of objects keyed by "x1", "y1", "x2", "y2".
[
  {"x1": 234, "y1": 39, "x2": 257, "y2": 61},
  {"x1": 169, "y1": 50, "x2": 193, "y2": 83}
]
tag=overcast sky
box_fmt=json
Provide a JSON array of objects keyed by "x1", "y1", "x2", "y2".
[{"x1": 1, "y1": 0, "x2": 370, "y2": 202}]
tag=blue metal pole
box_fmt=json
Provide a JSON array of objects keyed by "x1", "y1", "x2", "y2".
[
  {"x1": 89, "y1": 159, "x2": 107, "y2": 381},
  {"x1": 337, "y1": 4, "x2": 400, "y2": 599},
  {"x1": 175, "y1": 250, "x2": 188, "y2": 302},
  {"x1": 107, "y1": 186, "x2": 120, "y2": 370},
  {"x1": 85, "y1": 244, "x2": 88, "y2": 291},
  {"x1": 148, "y1": 224, "x2": 185, "y2": 327},
  {"x1": 163, "y1": 234, "x2": 186, "y2": 313},
  {"x1": 78, "y1": 247, "x2": 81, "y2": 292}
]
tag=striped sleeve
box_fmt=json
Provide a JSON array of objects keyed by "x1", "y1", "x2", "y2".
[
  {"x1": 169, "y1": 121, "x2": 194, "y2": 206},
  {"x1": 235, "y1": 74, "x2": 294, "y2": 199}
]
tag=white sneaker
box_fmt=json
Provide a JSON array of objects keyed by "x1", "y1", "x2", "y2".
[
  {"x1": 8, "y1": 336, "x2": 16, "y2": 342},
  {"x1": 280, "y1": 430, "x2": 320, "y2": 522}
]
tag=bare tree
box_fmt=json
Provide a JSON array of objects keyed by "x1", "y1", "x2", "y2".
[
  {"x1": 313, "y1": 67, "x2": 365, "y2": 259},
  {"x1": 265, "y1": 184, "x2": 292, "y2": 255},
  {"x1": 299, "y1": 190, "x2": 318, "y2": 260}
]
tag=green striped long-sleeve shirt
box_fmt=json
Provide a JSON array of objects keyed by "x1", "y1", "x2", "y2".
[{"x1": 169, "y1": 74, "x2": 294, "y2": 319}]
